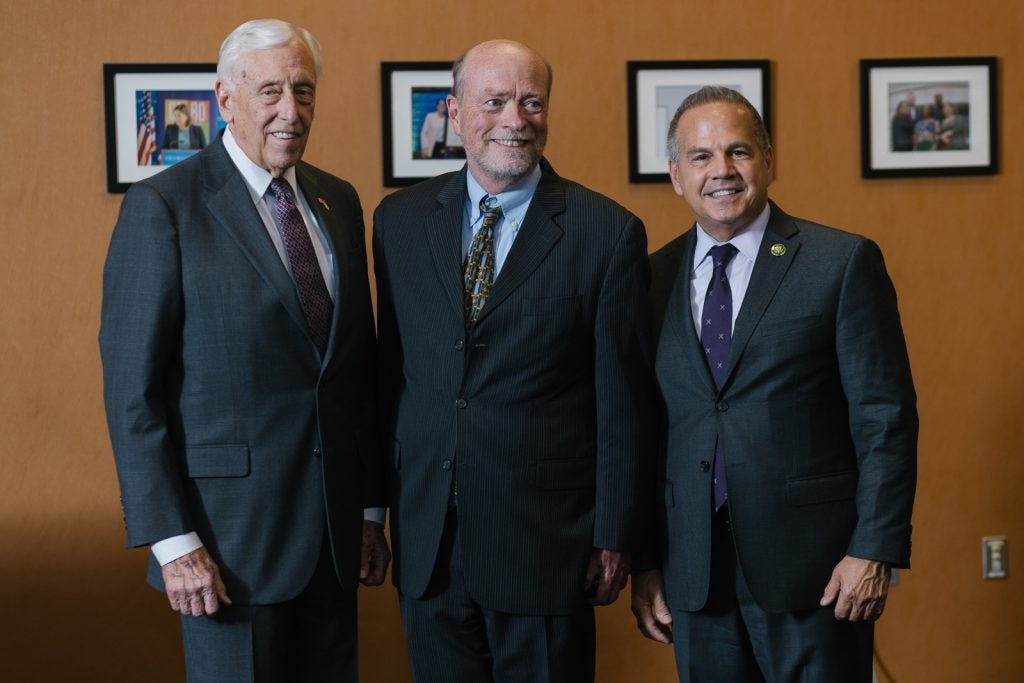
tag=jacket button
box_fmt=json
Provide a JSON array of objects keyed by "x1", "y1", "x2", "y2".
[
  {"x1": 455, "y1": 398, "x2": 467, "y2": 408},
  {"x1": 699, "y1": 460, "x2": 711, "y2": 472},
  {"x1": 716, "y1": 401, "x2": 729, "y2": 412},
  {"x1": 454, "y1": 340, "x2": 464, "y2": 350},
  {"x1": 312, "y1": 447, "x2": 322, "y2": 459},
  {"x1": 442, "y1": 459, "x2": 452, "y2": 470}
]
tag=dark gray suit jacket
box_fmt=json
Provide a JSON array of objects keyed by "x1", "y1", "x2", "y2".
[
  {"x1": 100, "y1": 136, "x2": 383, "y2": 605},
  {"x1": 373, "y1": 160, "x2": 654, "y2": 615},
  {"x1": 648, "y1": 201, "x2": 917, "y2": 613}
]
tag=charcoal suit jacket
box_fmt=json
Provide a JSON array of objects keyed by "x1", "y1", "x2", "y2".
[
  {"x1": 100, "y1": 135, "x2": 383, "y2": 605},
  {"x1": 648, "y1": 201, "x2": 917, "y2": 613},
  {"x1": 373, "y1": 160, "x2": 654, "y2": 615}
]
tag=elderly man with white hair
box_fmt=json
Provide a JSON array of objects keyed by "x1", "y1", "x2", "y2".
[{"x1": 101, "y1": 18, "x2": 388, "y2": 681}]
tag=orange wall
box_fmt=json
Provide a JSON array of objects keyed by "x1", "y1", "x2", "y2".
[{"x1": 2, "y1": 0, "x2": 1021, "y2": 680}]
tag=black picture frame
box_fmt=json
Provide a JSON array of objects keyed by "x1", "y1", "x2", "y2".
[
  {"x1": 627, "y1": 60, "x2": 771, "y2": 183},
  {"x1": 104, "y1": 63, "x2": 222, "y2": 192},
  {"x1": 381, "y1": 61, "x2": 465, "y2": 187},
  {"x1": 859, "y1": 57, "x2": 998, "y2": 178}
]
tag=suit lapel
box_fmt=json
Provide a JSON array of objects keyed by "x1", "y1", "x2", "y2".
[
  {"x1": 424, "y1": 170, "x2": 472, "y2": 321},
  {"x1": 474, "y1": 162, "x2": 564, "y2": 325},
  {"x1": 722, "y1": 201, "x2": 801, "y2": 387},
  {"x1": 202, "y1": 139, "x2": 312, "y2": 353},
  {"x1": 296, "y1": 164, "x2": 346, "y2": 360},
  {"x1": 662, "y1": 229, "x2": 718, "y2": 394}
]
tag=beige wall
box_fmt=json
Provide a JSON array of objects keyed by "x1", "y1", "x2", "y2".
[{"x1": 2, "y1": 0, "x2": 1021, "y2": 680}]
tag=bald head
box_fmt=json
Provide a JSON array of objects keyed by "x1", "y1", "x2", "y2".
[{"x1": 452, "y1": 40, "x2": 552, "y2": 99}]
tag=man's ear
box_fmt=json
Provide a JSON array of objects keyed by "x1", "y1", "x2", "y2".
[
  {"x1": 215, "y1": 81, "x2": 233, "y2": 124},
  {"x1": 446, "y1": 94, "x2": 461, "y2": 136},
  {"x1": 668, "y1": 159, "x2": 684, "y2": 197}
]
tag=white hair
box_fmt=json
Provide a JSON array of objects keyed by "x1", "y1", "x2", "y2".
[{"x1": 217, "y1": 19, "x2": 322, "y2": 86}]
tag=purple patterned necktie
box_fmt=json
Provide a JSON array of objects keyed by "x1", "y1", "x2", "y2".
[
  {"x1": 268, "y1": 177, "x2": 333, "y2": 356},
  {"x1": 463, "y1": 195, "x2": 501, "y2": 328},
  {"x1": 701, "y1": 243, "x2": 738, "y2": 510}
]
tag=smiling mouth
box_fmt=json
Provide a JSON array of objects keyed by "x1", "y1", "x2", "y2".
[
  {"x1": 270, "y1": 131, "x2": 302, "y2": 140},
  {"x1": 708, "y1": 189, "x2": 740, "y2": 198},
  {"x1": 490, "y1": 139, "x2": 530, "y2": 148}
]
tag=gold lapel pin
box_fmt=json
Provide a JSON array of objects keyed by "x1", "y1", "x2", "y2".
[
  {"x1": 317, "y1": 197, "x2": 331, "y2": 212},
  {"x1": 770, "y1": 243, "x2": 786, "y2": 257}
]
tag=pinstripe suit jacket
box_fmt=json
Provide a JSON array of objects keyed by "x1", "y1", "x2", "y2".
[
  {"x1": 100, "y1": 136, "x2": 383, "y2": 605},
  {"x1": 373, "y1": 160, "x2": 654, "y2": 614}
]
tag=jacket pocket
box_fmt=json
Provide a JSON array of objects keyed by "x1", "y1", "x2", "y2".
[
  {"x1": 184, "y1": 445, "x2": 250, "y2": 478},
  {"x1": 760, "y1": 315, "x2": 823, "y2": 338},
  {"x1": 785, "y1": 470, "x2": 857, "y2": 506},
  {"x1": 534, "y1": 458, "x2": 596, "y2": 490},
  {"x1": 522, "y1": 295, "x2": 580, "y2": 317}
]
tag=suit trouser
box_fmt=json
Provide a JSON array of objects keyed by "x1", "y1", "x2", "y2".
[
  {"x1": 179, "y1": 535, "x2": 357, "y2": 683},
  {"x1": 672, "y1": 507, "x2": 874, "y2": 683},
  {"x1": 399, "y1": 506, "x2": 596, "y2": 683}
]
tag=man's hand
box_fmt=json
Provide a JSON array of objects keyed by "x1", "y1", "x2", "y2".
[
  {"x1": 161, "y1": 547, "x2": 231, "y2": 617},
  {"x1": 630, "y1": 569, "x2": 673, "y2": 644},
  {"x1": 360, "y1": 520, "x2": 391, "y2": 586},
  {"x1": 584, "y1": 548, "x2": 630, "y2": 606},
  {"x1": 819, "y1": 555, "x2": 890, "y2": 621}
]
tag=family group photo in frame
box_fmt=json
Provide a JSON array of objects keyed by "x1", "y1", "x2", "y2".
[
  {"x1": 627, "y1": 60, "x2": 771, "y2": 183},
  {"x1": 860, "y1": 56, "x2": 997, "y2": 178},
  {"x1": 104, "y1": 63, "x2": 226, "y2": 192}
]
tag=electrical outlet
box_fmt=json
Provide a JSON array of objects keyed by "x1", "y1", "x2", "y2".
[{"x1": 982, "y1": 536, "x2": 1007, "y2": 580}]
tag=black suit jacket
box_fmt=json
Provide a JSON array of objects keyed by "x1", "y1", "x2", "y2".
[
  {"x1": 100, "y1": 136, "x2": 383, "y2": 604},
  {"x1": 648, "y1": 201, "x2": 917, "y2": 613},
  {"x1": 373, "y1": 161, "x2": 654, "y2": 615}
]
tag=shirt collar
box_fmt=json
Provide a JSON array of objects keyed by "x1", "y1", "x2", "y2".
[
  {"x1": 465, "y1": 165, "x2": 542, "y2": 222},
  {"x1": 223, "y1": 126, "x2": 299, "y2": 202},
  {"x1": 693, "y1": 203, "x2": 771, "y2": 270}
]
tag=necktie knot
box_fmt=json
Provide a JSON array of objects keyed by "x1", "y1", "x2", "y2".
[
  {"x1": 479, "y1": 195, "x2": 502, "y2": 227},
  {"x1": 708, "y1": 243, "x2": 738, "y2": 272},
  {"x1": 268, "y1": 177, "x2": 293, "y2": 203}
]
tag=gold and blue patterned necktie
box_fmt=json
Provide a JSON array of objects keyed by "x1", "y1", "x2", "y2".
[{"x1": 463, "y1": 195, "x2": 502, "y2": 328}]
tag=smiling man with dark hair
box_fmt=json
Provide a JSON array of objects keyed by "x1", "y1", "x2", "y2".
[{"x1": 632, "y1": 86, "x2": 918, "y2": 683}]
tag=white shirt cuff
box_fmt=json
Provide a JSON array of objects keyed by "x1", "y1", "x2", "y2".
[
  {"x1": 151, "y1": 532, "x2": 203, "y2": 566},
  {"x1": 363, "y1": 507, "x2": 386, "y2": 525}
]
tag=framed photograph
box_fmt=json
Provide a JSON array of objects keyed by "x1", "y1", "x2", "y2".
[
  {"x1": 381, "y1": 61, "x2": 465, "y2": 187},
  {"x1": 859, "y1": 57, "x2": 997, "y2": 178},
  {"x1": 627, "y1": 60, "x2": 771, "y2": 183},
  {"x1": 104, "y1": 63, "x2": 226, "y2": 192}
]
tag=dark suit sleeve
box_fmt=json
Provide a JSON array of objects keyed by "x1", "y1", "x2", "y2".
[
  {"x1": 836, "y1": 238, "x2": 918, "y2": 567},
  {"x1": 371, "y1": 201, "x2": 401, "y2": 447},
  {"x1": 344, "y1": 186, "x2": 389, "y2": 509},
  {"x1": 592, "y1": 214, "x2": 656, "y2": 551},
  {"x1": 99, "y1": 183, "x2": 193, "y2": 547}
]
